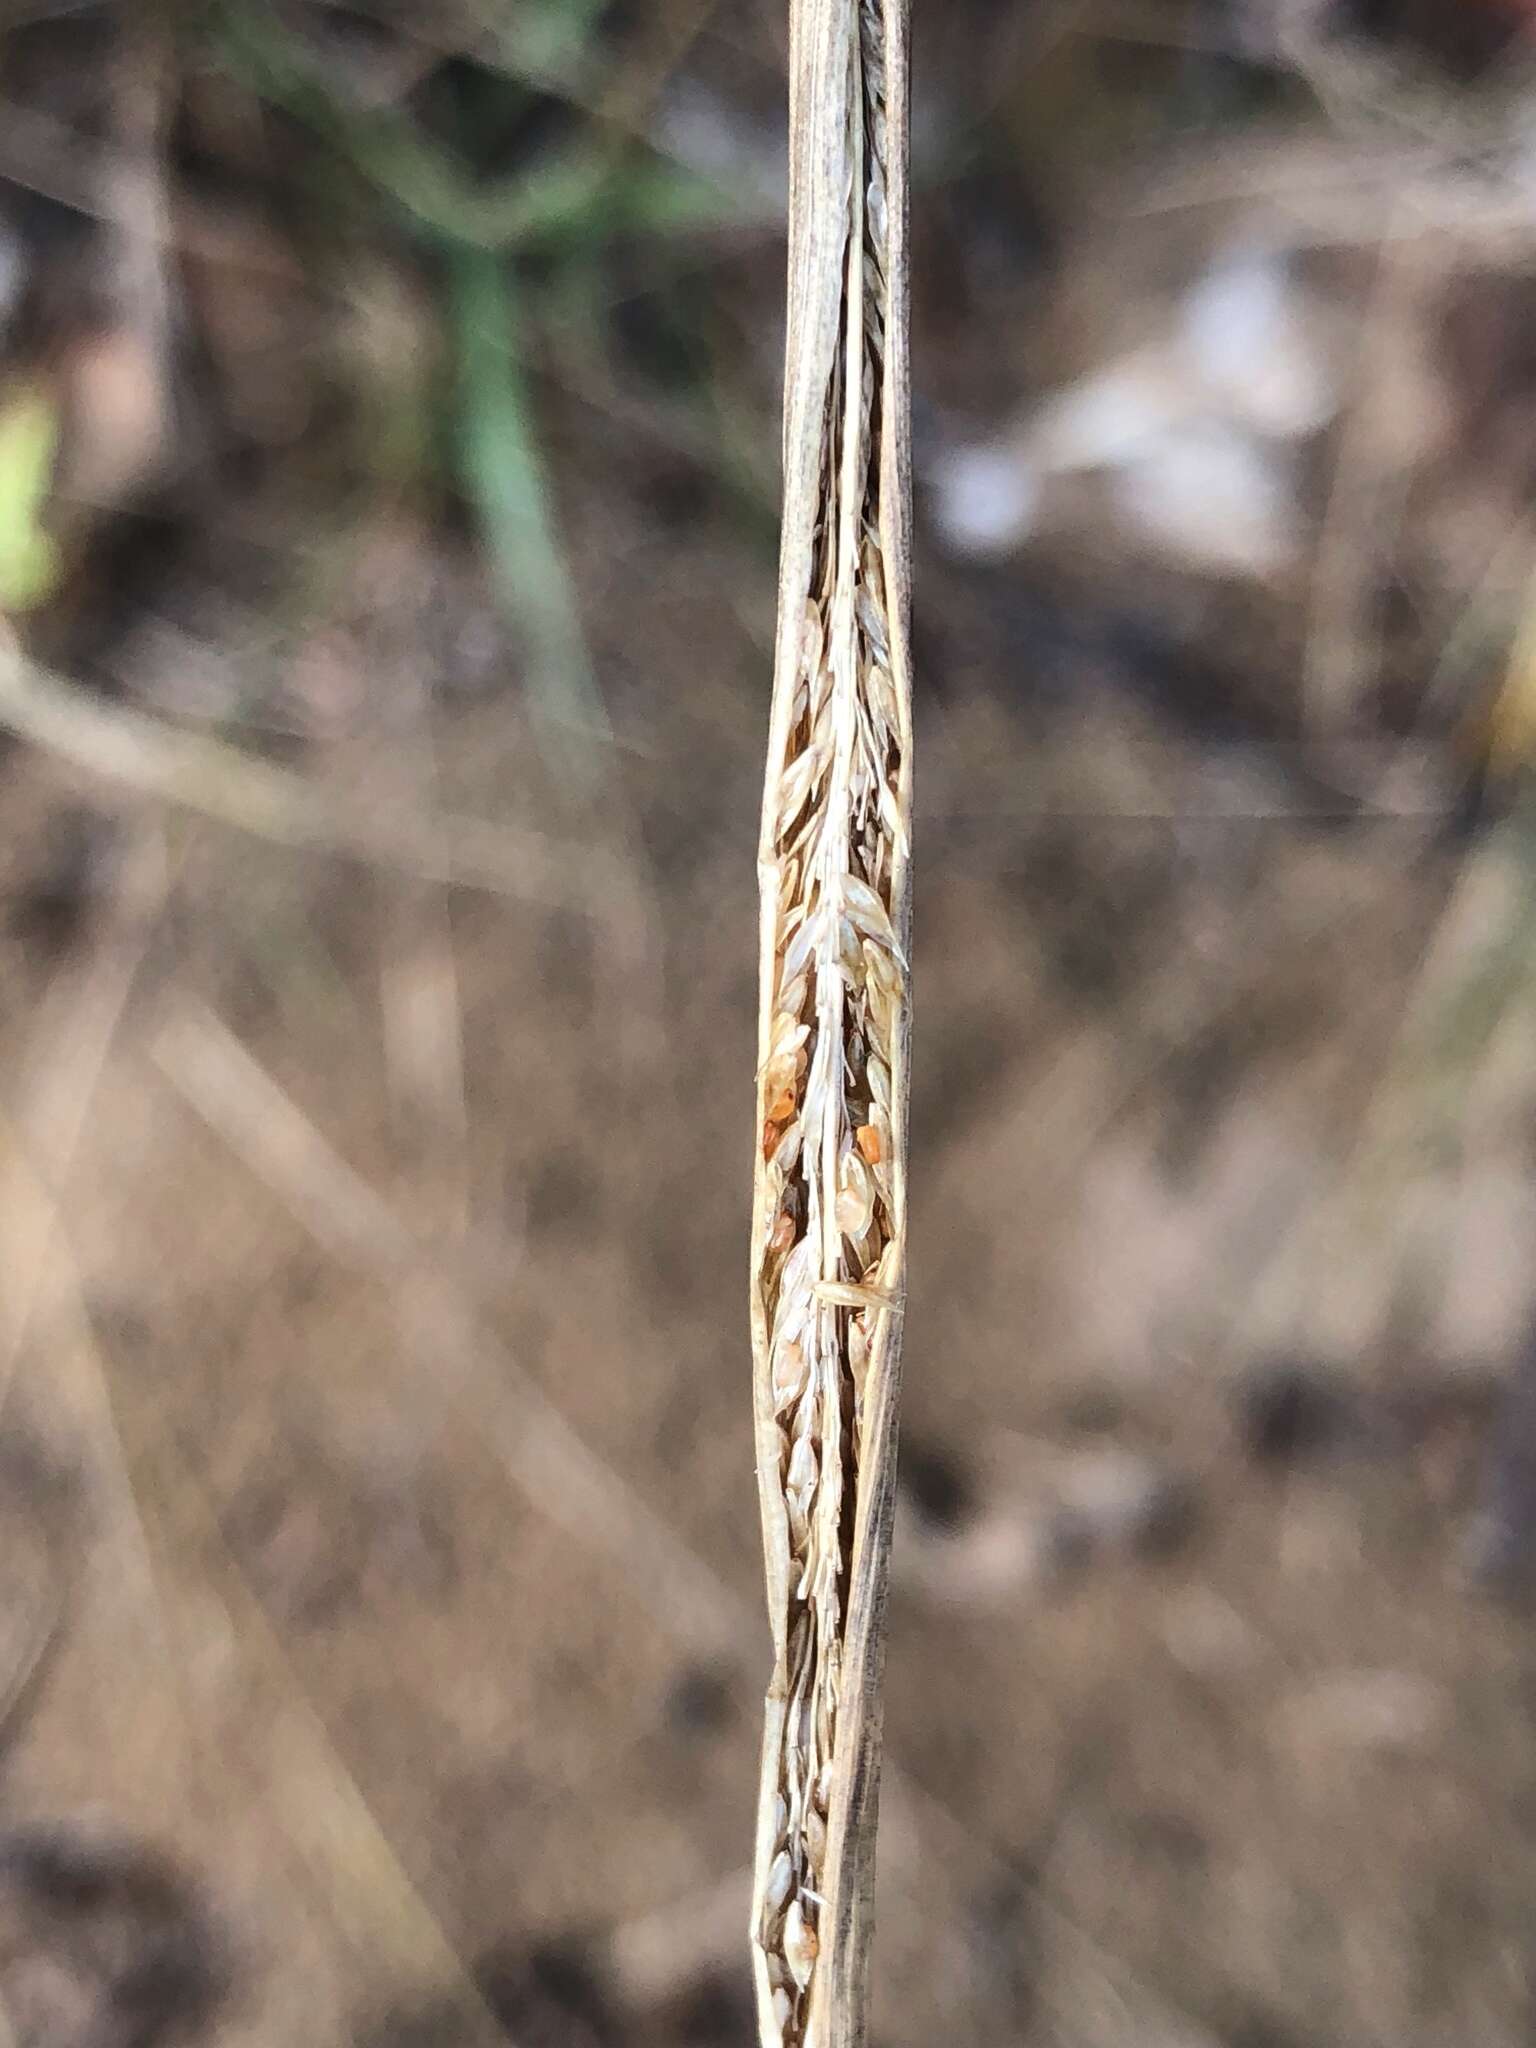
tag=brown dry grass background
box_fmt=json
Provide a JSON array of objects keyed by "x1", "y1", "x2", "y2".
[{"x1": 5, "y1": 3, "x2": 1536, "y2": 2044}]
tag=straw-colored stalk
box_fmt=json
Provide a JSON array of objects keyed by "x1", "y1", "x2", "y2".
[{"x1": 748, "y1": 4, "x2": 912, "y2": 2045}]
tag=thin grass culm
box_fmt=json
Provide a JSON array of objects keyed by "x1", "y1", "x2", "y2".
[{"x1": 749, "y1": 5, "x2": 912, "y2": 2045}]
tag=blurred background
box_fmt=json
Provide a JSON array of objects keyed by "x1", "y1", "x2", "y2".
[{"x1": 5, "y1": 1, "x2": 1536, "y2": 2042}]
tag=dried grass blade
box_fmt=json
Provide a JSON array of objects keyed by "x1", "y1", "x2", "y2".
[{"x1": 749, "y1": 4, "x2": 912, "y2": 2044}]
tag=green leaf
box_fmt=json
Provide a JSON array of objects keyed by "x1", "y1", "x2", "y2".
[
  {"x1": 447, "y1": 243, "x2": 608, "y2": 790},
  {"x1": 0, "y1": 386, "x2": 62, "y2": 614}
]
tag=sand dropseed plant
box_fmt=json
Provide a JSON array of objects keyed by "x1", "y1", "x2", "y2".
[{"x1": 748, "y1": 5, "x2": 912, "y2": 2044}]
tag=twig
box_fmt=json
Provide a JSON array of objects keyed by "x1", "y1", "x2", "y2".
[
  {"x1": 0, "y1": 630, "x2": 631, "y2": 916},
  {"x1": 131, "y1": 1407, "x2": 520, "y2": 2044},
  {"x1": 150, "y1": 1004, "x2": 749, "y2": 1660},
  {"x1": 48, "y1": 1251, "x2": 517, "y2": 2041},
  {"x1": 0, "y1": 824, "x2": 167, "y2": 1435}
]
